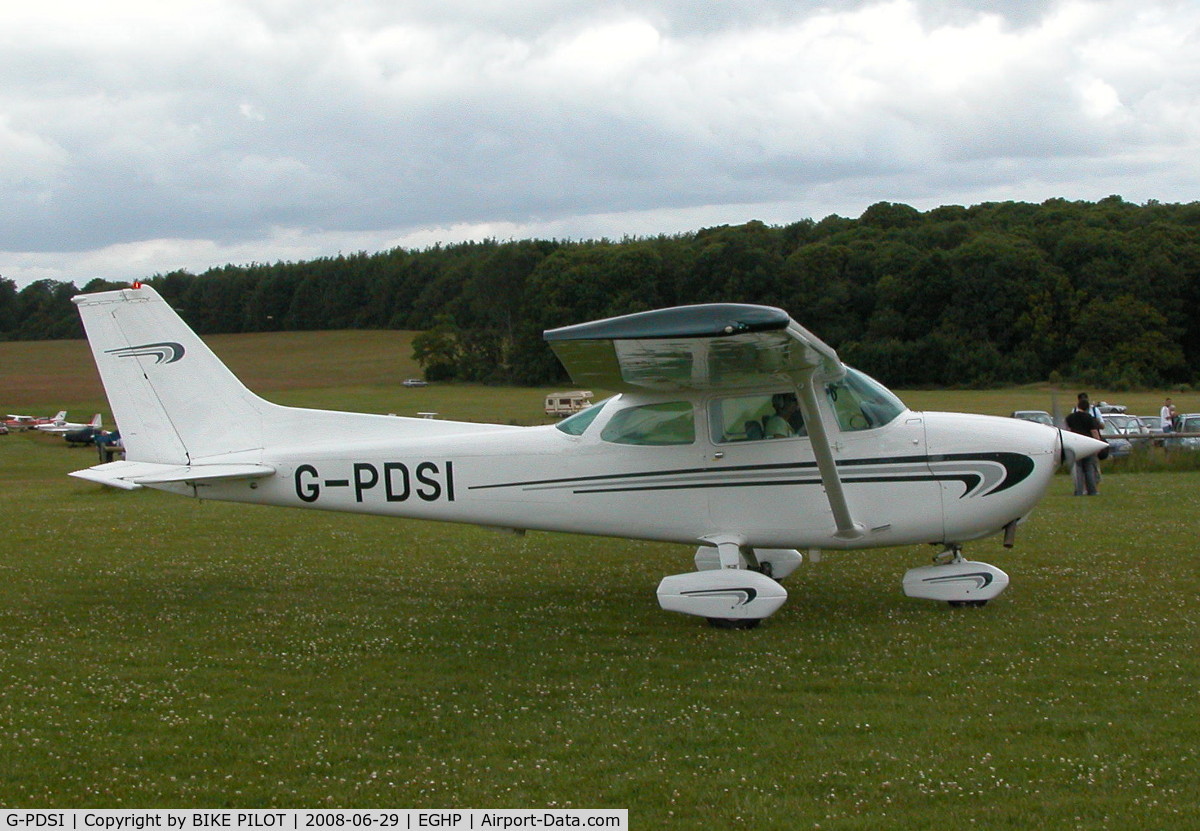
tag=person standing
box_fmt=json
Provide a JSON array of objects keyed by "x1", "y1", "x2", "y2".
[
  {"x1": 1078, "y1": 392, "x2": 1102, "y2": 422},
  {"x1": 1161, "y1": 397, "x2": 1177, "y2": 434},
  {"x1": 1065, "y1": 399, "x2": 1103, "y2": 496}
]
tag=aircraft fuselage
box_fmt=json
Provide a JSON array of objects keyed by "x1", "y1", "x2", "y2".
[{"x1": 165, "y1": 397, "x2": 1061, "y2": 552}]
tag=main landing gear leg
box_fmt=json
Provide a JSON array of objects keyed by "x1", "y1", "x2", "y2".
[
  {"x1": 709, "y1": 541, "x2": 762, "y2": 628},
  {"x1": 902, "y1": 544, "x2": 1010, "y2": 607}
]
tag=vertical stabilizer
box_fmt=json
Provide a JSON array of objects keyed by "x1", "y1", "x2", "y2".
[{"x1": 73, "y1": 285, "x2": 272, "y2": 464}]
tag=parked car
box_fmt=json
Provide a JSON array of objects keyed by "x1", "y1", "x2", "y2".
[
  {"x1": 1101, "y1": 435, "x2": 1134, "y2": 457},
  {"x1": 1136, "y1": 415, "x2": 1166, "y2": 434},
  {"x1": 1100, "y1": 414, "x2": 1149, "y2": 455},
  {"x1": 1177, "y1": 414, "x2": 1200, "y2": 450},
  {"x1": 1102, "y1": 413, "x2": 1150, "y2": 438},
  {"x1": 0, "y1": 423, "x2": 8, "y2": 435},
  {"x1": 1011, "y1": 410, "x2": 1054, "y2": 427}
]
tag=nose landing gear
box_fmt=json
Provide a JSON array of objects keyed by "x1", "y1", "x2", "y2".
[{"x1": 902, "y1": 544, "x2": 1009, "y2": 607}]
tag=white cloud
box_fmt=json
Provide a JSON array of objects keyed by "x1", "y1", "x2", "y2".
[
  {"x1": 2, "y1": 0, "x2": 1200, "y2": 288},
  {"x1": 0, "y1": 114, "x2": 68, "y2": 188}
]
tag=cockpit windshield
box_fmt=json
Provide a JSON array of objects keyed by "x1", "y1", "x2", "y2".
[{"x1": 826, "y1": 367, "x2": 906, "y2": 431}]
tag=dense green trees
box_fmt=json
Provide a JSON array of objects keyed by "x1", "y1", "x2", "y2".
[{"x1": 4, "y1": 197, "x2": 1199, "y2": 389}]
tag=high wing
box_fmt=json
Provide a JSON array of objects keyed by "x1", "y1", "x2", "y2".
[
  {"x1": 545, "y1": 304, "x2": 862, "y2": 540},
  {"x1": 544, "y1": 304, "x2": 845, "y2": 392}
]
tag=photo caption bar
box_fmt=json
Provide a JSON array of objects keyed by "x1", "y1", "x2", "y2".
[{"x1": 1, "y1": 811, "x2": 627, "y2": 831}]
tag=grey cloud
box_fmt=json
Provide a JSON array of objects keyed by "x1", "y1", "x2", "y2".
[{"x1": 2, "y1": 0, "x2": 1199, "y2": 285}]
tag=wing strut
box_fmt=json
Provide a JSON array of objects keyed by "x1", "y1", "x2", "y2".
[{"x1": 792, "y1": 369, "x2": 864, "y2": 542}]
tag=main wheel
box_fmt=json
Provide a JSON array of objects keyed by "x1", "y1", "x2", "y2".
[{"x1": 706, "y1": 617, "x2": 761, "y2": 630}]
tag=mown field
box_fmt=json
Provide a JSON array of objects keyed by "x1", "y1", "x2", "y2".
[
  {"x1": 4, "y1": 329, "x2": 1199, "y2": 423},
  {"x1": 2, "y1": 333, "x2": 1200, "y2": 826}
]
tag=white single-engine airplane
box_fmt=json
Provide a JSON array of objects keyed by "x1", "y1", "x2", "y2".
[
  {"x1": 70, "y1": 285, "x2": 1106, "y2": 628},
  {"x1": 35, "y1": 412, "x2": 103, "y2": 434}
]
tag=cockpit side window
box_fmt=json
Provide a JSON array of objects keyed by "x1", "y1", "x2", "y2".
[
  {"x1": 709, "y1": 392, "x2": 806, "y2": 444},
  {"x1": 826, "y1": 367, "x2": 905, "y2": 431},
  {"x1": 600, "y1": 401, "x2": 695, "y2": 446},
  {"x1": 710, "y1": 369, "x2": 904, "y2": 442}
]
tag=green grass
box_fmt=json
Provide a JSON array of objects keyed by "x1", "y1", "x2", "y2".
[
  {"x1": 1105, "y1": 444, "x2": 1200, "y2": 473},
  {"x1": 3, "y1": 430, "x2": 1199, "y2": 824},
  {"x1": 3, "y1": 334, "x2": 1200, "y2": 824}
]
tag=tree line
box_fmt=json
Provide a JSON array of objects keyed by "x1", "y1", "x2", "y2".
[{"x1": 3, "y1": 196, "x2": 1199, "y2": 389}]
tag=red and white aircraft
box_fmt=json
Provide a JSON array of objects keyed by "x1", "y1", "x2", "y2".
[{"x1": 5, "y1": 411, "x2": 66, "y2": 431}]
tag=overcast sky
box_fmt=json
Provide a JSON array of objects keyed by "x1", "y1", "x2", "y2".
[{"x1": 3, "y1": 0, "x2": 1198, "y2": 288}]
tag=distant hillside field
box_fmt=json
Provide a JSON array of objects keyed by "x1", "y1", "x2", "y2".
[
  {"x1": 0, "y1": 330, "x2": 421, "y2": 413},
  {"x1": 2, "y1": 329, "x2": 1196, "y2": 425}
]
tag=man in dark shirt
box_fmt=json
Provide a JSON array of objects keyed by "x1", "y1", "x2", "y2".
[{"x1": 1065, "y1": 399, "x2": 1103, "y2": 496}]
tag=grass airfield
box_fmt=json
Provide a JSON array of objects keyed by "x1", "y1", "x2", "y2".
[{"x1": 2, "y1": 333, "x2": 1200, "y2": 825}]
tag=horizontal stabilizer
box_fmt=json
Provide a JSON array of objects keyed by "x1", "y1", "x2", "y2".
[
  {"x1": 70, "y1": 465, "x2": 146, "y2": 490},
  {"x1": 71, "y1": 461, "x2": 276, "y2": 490}
]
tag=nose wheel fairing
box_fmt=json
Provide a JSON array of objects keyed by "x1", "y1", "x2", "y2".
[{"x1": 902, "y1": 561, "x2": 1009, "y2": 606}]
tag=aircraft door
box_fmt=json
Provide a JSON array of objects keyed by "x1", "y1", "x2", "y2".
[
  {"x1": 821, "y1": 372, "x2": 944, "y2": 545},
  {"x1": 704, "y1": 391, "x2": 820, "y2": 540}
]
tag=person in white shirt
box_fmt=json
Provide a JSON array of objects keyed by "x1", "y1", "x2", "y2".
[{"x1": 1161, "y1": 397, "x2": 1176, "y2": 433}]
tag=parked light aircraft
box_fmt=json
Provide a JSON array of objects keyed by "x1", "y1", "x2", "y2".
[
  {"x1": 69, "y1": 285, "x2": 1106, "y2": 627},
  {"x1": 35, "y1": 412, "x2": 102, "y2": 434},
  {"x1": 4, "y1": 415, "x2": 38, "y2": 431},
  {"x1": 6, "y1": 411, "x2": 66, "y2": 431}
]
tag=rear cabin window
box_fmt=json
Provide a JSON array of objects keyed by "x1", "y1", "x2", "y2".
[{"x1": 601, "y1": 402, "x2": 695, "y2": 446}]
